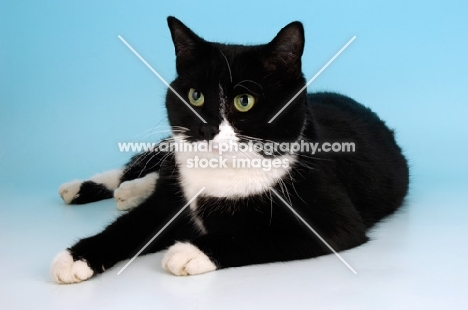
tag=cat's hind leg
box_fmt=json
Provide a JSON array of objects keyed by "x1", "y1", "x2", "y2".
[
  {"x1": 58, "y1": 167, "x2": 157, "y2": 208},
  {"x1": 58, "y1": 141, "x2": 169, "y2": 207},
  {"x1": 113, "y1": 146, "x2": 169, "y2": 210},
  {"x1": 114, "y1": 172, "x2": 158, "y2": 210},
  {"x1": 59, "y1": 169, "x2": 122, "y2": 204}
]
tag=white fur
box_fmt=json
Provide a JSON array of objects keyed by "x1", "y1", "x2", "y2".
[
  {"x1": 114, "y1": 172, "x2": 158, "y2": 210},
  {"x1": 214, "y1": 119, "x2": 238, "y2": 142},
  {"x1": 174, "y1": 120, "x2": 295, "y2": 230},
  {"x1": 178, "y1": 159, "x2": 294, "y2": 200},
  {"x1": 51, "y1": 250, "x2": 94, "y2": 284},
  {"x1": 219, "y1": 85, "x2": 227, "y2": 116},
  {"x1": 162, "y1": 242, "x2": 217, "y2": 276},
  {"x1": 58, "y1": 180, "x2": 82, "y2": 204},
  {"x1": 90, "y1": 169, "x2": 123, "y2": 190},
  {"x1": 174, "y1": 120, "x2": 295, "y2": 200}
]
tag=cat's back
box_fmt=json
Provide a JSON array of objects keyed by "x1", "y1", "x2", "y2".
[
  {"x1": 306, "y1": 92, "x2": 399, "y2": 150},
  {"x1": 307, "y1": 92, "x2": 385, "y2": 131},
  {"x1": 305, "y1": 92, "x2": 409, "y2": 226}
]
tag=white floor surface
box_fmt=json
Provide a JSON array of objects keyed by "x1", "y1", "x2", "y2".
[{"x1": 1, "y1": 181, "x2": 467, "y2": 310}]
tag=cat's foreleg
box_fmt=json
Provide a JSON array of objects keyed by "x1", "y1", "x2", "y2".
[
  {"x1": 52, "y1": 180, "x2": 196, "y2": 284},
  {"x1": 162, "y1": 193, "x2": 369, "y2": 276},
  {"x1": 161, "y1": 232, "x2": 316, "y2": 276},
  {"x1": 162, "y1": 227, "x2": 367, "y2": 276}
]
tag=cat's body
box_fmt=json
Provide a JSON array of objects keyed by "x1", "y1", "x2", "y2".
[{"x1": 51, "y1": 17, "x2": 408, "y2": 283}]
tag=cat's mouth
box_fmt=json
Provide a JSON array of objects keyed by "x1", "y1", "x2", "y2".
[
  {"x1": 173, "y1": 135, "x2": 264, "y2": 160},
  {"x1": 189, "y1": 139, "x2": 256, "y2": 159}
]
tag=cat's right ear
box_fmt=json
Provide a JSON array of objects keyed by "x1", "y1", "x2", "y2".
[{"x1": 167, "y1": 17, "x2": 203, "y2": 68}]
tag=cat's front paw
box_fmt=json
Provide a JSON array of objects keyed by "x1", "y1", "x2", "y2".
[
  {"x1": 59, "y1": 180, "x2": 82, "y2": 204},
  {"x1": 51, "y1": 250, "x2": 94, "y2": 284},
  {"x1": 162, "y1": 242, "x2": 217, "y2": 276}
]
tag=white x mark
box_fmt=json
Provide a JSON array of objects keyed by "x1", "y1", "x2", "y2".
[
  {"x1": 268, "y1": 36, "x2": 356, "y2": 123},
  {"x1": 118, "y1": 35, "x2": 207, "y2": 123}
]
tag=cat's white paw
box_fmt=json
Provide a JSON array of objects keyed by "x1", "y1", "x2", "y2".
[
  {"x1": 51, "y1": 250, "x2": 94, "y2": 284},
  {"x1": 58, "y1": 180, "x2": 82, "y2": 204},
  {"x1": 114, "y1": 173, "x2": 158, "y2": 211},
  {"x1": 162, "y1": 242, "x2": 217, "y2": 276},
  {"x1": 114, "y1": 181, "x2": 145, "y2": 211}
]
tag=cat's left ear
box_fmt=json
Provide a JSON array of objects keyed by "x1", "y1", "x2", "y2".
[{"x1": 264, "y1": 21, "x2": 305, "y2": 75}]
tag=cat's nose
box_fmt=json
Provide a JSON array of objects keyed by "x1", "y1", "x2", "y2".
[{"x1": 200, "y1": 124, "x2": 219, "y2": 140}]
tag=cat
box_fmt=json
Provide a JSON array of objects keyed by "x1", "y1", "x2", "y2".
[{"x1": 51, "y1": 16, "x2": 409, "y2": 283}]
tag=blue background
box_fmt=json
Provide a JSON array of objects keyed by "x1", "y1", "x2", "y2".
[
  {"x1": 1, "y1": 0, "x2": 467, "y2": 192},
  {"x1": 1, "y1": 1, "x2": 467, "y2": 309}
]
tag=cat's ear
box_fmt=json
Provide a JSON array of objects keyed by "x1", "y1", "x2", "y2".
[
  {"x1": 264, "y1": 21, "x2": 305, "y2": 75},
  {"x1": 167, "y1": 16, "x2": 204, "y2": 66}
]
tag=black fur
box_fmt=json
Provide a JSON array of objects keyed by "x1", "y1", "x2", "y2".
[
  {"x1": 70, "y1": 181, "x2": 113, "y2": 204},
  {"x1": 59, "y1": 17, "x2": 409, "y2": 278}
]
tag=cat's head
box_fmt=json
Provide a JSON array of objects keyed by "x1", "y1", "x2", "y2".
[{"x1": 165, "y1": 16, "x2": 307, "y2": 159}]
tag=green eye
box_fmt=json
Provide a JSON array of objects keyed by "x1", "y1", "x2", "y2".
[
  {"x1": 188, "y1": 88, "x2": 204, "y2": 107},
  {"x1": 234, "y1": 94, "x2": 255, "y2": 112}
]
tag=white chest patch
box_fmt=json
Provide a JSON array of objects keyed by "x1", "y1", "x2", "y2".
[
  {"x1": 177, "y1": 158, "x2": 294, "y2": 200},
  {"x1": 173, "y1": 120, "x2": 296, "y2": 203}
]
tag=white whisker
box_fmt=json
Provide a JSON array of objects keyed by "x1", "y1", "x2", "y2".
[{"x1": 219, "y1": 49, "x2": 232, "y2": 83}]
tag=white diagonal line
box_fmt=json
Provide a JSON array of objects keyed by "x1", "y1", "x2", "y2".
[
  {"x1": 117, "y1": 187, "x2": 206, "y2": 275},
  {"x1": 268, "y1": 35, "x2": 356, "y2": 123},
  {"x1": 118, "y1": 35, "x2": 207, "y2": 123},
  {"x1": 270, "y1": 187, "x2": 357, "y2": 274}
]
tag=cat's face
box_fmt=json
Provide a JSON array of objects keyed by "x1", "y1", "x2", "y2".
[{"x1": 165, "y1": 17, "x2": 307, "y2": 158}]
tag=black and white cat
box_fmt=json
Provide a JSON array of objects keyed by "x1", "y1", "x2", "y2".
[{"x1": 51, "y1": 17, "x2": 409, "y2": 283}]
